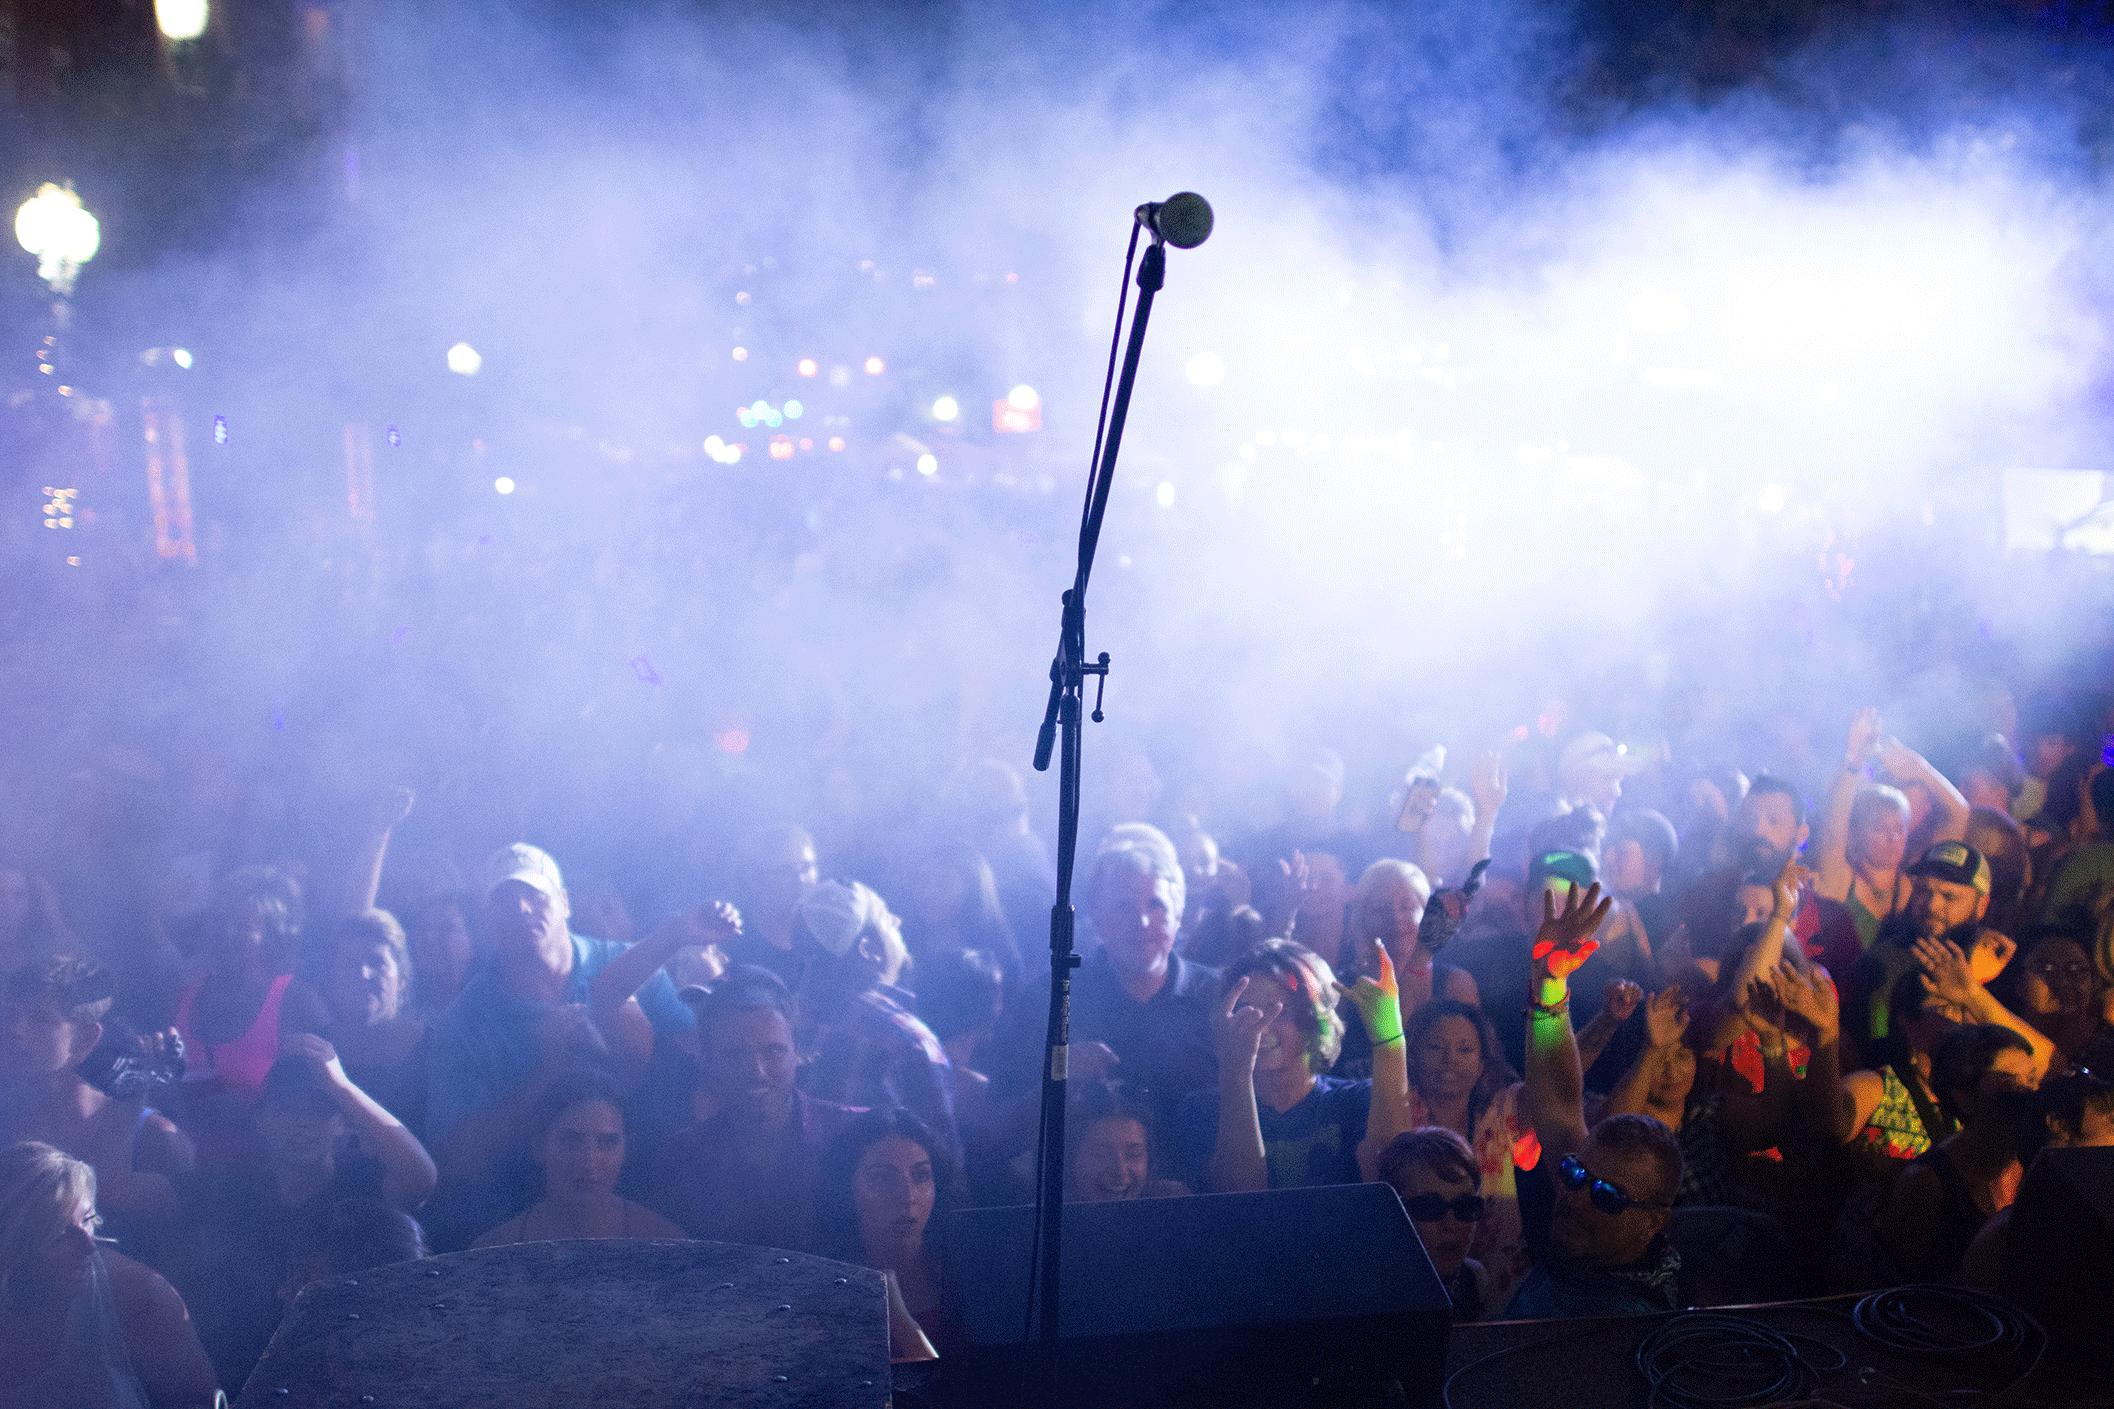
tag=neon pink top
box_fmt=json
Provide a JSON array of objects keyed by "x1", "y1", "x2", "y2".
[{"x1": 175, "y1": 972, "x2": 292, "y2": 1096}]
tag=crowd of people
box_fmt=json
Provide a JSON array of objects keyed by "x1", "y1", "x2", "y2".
[{"x1": 3, "y1": 669, "x2": 2113, "y2": 1403}]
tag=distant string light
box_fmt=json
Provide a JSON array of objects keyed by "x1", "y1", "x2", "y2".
[
  {"x1": 732, "y1": 347, "x2": 748, "y2": 361},
  {"x1": 916, "y1": 454, "x2": 937, "y2": 476},
  {"x1": 493, "y1": 476, "x2": 515, "y2": 494},
  {"x1": 931, "y1": 396, "x2": 959, "y2": 423},
  {"x1": 865, "y1": 357, "x2": 885, "y2": 376},
  {"x1": 171, "y1": 348, "x2": 193, "y2": 369},
  {"x1": 797, "y1": 359, "x2": 818, "y2": 377},
  {"x1": 447, "y1": 342, "x2": 481, "y2": 375}
]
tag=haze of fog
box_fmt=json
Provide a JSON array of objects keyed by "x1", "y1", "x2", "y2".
[{"x1": 14, "y1": 1, "x2": 2113, "y2": 892}]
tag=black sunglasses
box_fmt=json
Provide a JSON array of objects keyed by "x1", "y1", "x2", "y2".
[
  {"x1": 1402, "y1": 1193, "x2": 1486, "y2": 1224},
  {"x1": 1557, "y1": 1154, "x2": 1671, "y2": 1215}
]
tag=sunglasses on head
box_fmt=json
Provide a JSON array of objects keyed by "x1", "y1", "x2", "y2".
[
  {"x1": 1402, "y1": 1192, "x2": 1486, "y2": 1224},
  {"x1": 1556, "y1": 1154, "x2": 1671, "y2": 1216}
]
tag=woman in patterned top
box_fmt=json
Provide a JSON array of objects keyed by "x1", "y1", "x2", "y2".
[{"x1": 1401, "y1": 999, "x2": 1534, "y2": 1309}]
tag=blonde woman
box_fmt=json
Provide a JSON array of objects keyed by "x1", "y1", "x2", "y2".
[{"x1": 0, "y1": 1141, "x2": 218, "y2": 1408}]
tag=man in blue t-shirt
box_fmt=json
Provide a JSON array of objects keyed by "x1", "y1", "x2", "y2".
[{"x1": 422, "y1": 843, "x2": 692, "y2": 1247}]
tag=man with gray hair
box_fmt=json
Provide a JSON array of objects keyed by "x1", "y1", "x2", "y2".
[{"x1": 1068, "y1": 829, "x2": 1220, "y2": 1139}]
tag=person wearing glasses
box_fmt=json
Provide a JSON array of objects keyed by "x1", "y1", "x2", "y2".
[
  {"x1": 1510, "y1": 882, "x2": 1687, "y2": 1318},
  {"x1": 1995, "y1": 924, "x2": 2113, "y2": 1075},
  {"x1": 1377, "y1": 1128, "x2": 1496, "y2": 1321}
]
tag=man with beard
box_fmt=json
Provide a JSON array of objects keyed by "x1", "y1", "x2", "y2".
[
  {"x1": 1675, "y1": 777, "x2": 1860, "y2": 980},
  {"x1": 1845, "y1": 842, "x2": 2029, "y2": 1063}
]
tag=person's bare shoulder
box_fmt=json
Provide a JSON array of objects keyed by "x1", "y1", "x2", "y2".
[{"x1": 626, "y1": 1202, "x2": 691, "y2": 1241}]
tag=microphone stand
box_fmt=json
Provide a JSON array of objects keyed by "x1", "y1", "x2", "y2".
[{"x1": 1021, "y1": 232, "x2": 1169, "y2": 1404}]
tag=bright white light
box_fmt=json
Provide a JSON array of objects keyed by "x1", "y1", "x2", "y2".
[
  {"x1": 865, "y1": 357, "x2": 885, "y2": 375},
  {"x1": 447, "y1": 342, "x2": 482, "y2": 375},
  {"x1": 1156, "y1": 481, "x2": 1176, "y2": 508},
  {"x1": 1008, "y1": 385, "x2": 1039, "y2": 410},
  {"x1": 703, "y1": 435, "x2": 743, "y2": 464},
  {"x1": 916, "y1": 453, "x2": 938, "y2": 476},
  {"x1": 156, "y1": 0, "x2": 208, "y2": 41},
  {"x1": 1186, "y1": 352, "x2": 1226, "y2": 387},
  {"x1": 1627, "y1": 288, "x2": 1690, "y2": 335},
  {"x1": 797, "y1": 359, "x2": 818, "y2": 377},
  {"x1": 171, "y1": 348, "x2": 193, "y2": 369},
  {"x1": 931, "y1": 396, "x2": 960, "y2": 422},
  {"x1": 493, "y1": 476, "x2": 515, "y2": 494},
  {"x1": 14, "y1": 184, "x2": 100, "y2": 293},
  {"x1": 1757, "y1": 484, "x2": 1792, "y2": 513},
  {"x1": 784, "y1": 400, "x2": 804, "y2": 419}
]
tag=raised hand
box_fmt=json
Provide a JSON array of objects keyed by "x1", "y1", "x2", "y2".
[
  {"x1": 281, "y1": 1031, "x2": 349, "y2": 1087},
  {"x1": 1333, "y1": 937, "x2": 1403, "y2": 1046},
  {"x1": 1531, "y1": 882, "x2": 1612, "y2": 986},
  {"x1": 1844, "y1": 708, "x2": 1882, "y2": 770},
  {"x1": 1216, "y1": 976, "x2": 1284, "y2": 1072},
  {"x1": 366, "y1": 785, "x2": 416, "y2": 834},
  {"x1": 1778, "y1": 961, "x2": 1839, "y2": 1046},
  {"x1": 1644, "y1": 986, "x2": 1690, "y2": 1049},
  {"x1": 1601, "y1": 979, "x2": 1644, "y2": 1027},
  {"x1": 1470, "y1": 752, "x2": 1508, "y2": 825},
  {"x1": 1912, "y1": 933, "x2": 1979, "y2": 1011},
  {"x1": 1770, "y1": 855, "x2": 1812, "y2": 922},
  {"x1": 671, "y1": 900, "x2": 743, "y2": 947}
]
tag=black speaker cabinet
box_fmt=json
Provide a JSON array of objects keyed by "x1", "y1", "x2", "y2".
[
  {"x1": 2003, "y1": 1144, "x2": 2114, "y2": 1362},
  {"x1": 941, "y1": 1183, "x2": 1452, "y2": 1408}
]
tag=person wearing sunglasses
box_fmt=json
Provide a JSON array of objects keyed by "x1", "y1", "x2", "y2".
[
  {"x1": 1510, "y1": 881, "x2": 1686, "y2": 1318},
  {"x1": 1377, "y1": 1127, "x2": 1496, "y2": 1321}
]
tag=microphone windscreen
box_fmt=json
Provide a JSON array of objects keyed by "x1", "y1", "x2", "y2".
[{"x1": 1155, "y1": 192, "x2": 1214, "y2": 249}]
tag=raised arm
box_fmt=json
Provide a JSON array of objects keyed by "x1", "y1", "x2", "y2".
[
  {"x1": 588, "y1": 902, "x2": 741, "y2": 1065},
  {"x1": 1724, "y1": 856, "x2": 1808, "y2": 1003},
  {"x1": 1464, "y1": 753, "x2": 1508, "y2": 883},
  {"x1": 1777, "y1": 962, "x2": 1857, "y2": 1145},
  {"x1": 1602, "y1": 986, "x2": 1691, "y2": 1129},
  {"x1": 1337, "y1": 938, "x2": 1410, "y2": 1182},
  {"x1": 284, "y1": 1032, "x2": 437, "y2": 1209},
  {"x1": 1208, "y1": 977, "x2": 1279, "y2": 1194},
  {"x1": 342, "y1": 786, "x2": 415, "y2": 916},
  {"x1": 1814, "y1": 709, "x2": 1881, "y2": 902},
  {"x1": 1913, "y1": 933, "x2": 2056, "y2": 1081},
  {"x1": 1523, "y1": 882, "x2": 1613, "y2": 1166},
  {"x1": 1876, "y1": 738, "x2": 1971, "y2": 846},
  {"x1": 1576, "y1": 980, "x2": 1643, "y2": 1075}
]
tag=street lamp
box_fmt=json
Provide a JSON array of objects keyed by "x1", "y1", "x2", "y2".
[{"x1": 15, "y1": 184, "x2": 100, "y2": 296}]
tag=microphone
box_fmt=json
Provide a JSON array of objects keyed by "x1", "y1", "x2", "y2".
[{"x1": 1134, "y1": 192, "x2": 1214, "y2": 249}]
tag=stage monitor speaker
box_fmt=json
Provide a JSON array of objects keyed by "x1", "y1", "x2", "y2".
[
  {"x1": 941, "y1": 1183, "x2": 1451, "y2": 1409},
  {"x1": 2002, "y1": 1144, "x2": 2114, "y2": 1362},
  {"x1": 236, "y1": 1240, "x2": 889, "y2": 1409}
]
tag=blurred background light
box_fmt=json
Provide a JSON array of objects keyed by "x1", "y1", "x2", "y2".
[
  {"x1": 493, "y1": 476, "x2": 515, "y2": 494},
  {"x1": 784, "y1": 400, "x2": 804, "y2": 418},
  {"x1": 931, "y1": 395, "x2": 959, "y2": 422},
  {"x1": 1007, "y1": 385, "x2": 1039, "y2": 410},
  {"x1": 1156, "y1": 481, "x2": 1176, "y2": 507},
  {"x1": 797, "y1": 359, "x2": 818, "y2": 377},
  {"x1": 447, "y1": 342, "x2": 482, "y2": 375},
  {"x1": 156, "y1": 0, "x2": 208, "y2": 40},
  {"x1": 1185, "y1": 351, "x2": 1225, "y2": 387},
  {"x1": 916, "y1": 453, "x2": 937, "y2": 475},
  {"x1": 865, "y1": 357, "x2": 885, "y2": 375},
  {"x1": 14, "y1": 183, "x2": 100, "y2": 293},
  {"x1": 172, "y1": 348, "x2": 193, "y2": 369}
]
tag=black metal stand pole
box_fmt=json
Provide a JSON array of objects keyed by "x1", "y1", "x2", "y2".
[{"x1": 1023, "y1": 239, "x2": 1167, "y2": 1402}]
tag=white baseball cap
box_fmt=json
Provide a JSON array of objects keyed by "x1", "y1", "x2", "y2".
[{"x1": 484, "y1": 842, "x2": 564, "y2": 899}]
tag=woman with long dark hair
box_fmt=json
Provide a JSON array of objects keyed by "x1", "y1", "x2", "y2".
[{"x1": 814, "y1": 1107, "x2": 953, "y2": 1362}]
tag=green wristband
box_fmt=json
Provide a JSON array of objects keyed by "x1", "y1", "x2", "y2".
[{"x1": 1364, "y1": 1002, "x2": 1403, "y2": 1047}]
